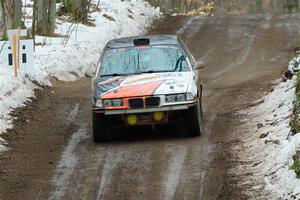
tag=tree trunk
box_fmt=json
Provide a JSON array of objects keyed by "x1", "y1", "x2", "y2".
[
  {"x1": 32, "y1": 0, "x2": 36, "y2": 48},
  {"x1": 0, "y1": 0, "x2": 6, "y2": 39},
  {"x1": 60, "y1": 0, "x2": 90, "y2": 23},
  {"x1": 36, "y1": 0, "x2": 56, "y2": 36},
  {"x1": 80, "y1": 0, "x2": 88, "y2": 23},
  {"x1": 2, "y1": 0, "x2": 22, "y2": 30},
  {"x1": 71, "y1": 0, "x2": 89, "y2": 23}
]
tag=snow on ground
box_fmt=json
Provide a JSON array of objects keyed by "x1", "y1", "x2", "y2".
[
  {"x1": 234, "y1": 77, "x2": 300, "y2": 198},
  {"x1": 0, "y1": 0, "x2": 161, "y2": 151}
]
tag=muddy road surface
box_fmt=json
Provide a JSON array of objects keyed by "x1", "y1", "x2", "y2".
[{"x1": 1, "y1": 13, "x2": 300, "y2": 200}]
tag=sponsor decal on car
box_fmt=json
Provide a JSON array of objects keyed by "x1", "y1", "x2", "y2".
[{"x1": 96, "y1": 72, "x2": 191, "y2": 99}]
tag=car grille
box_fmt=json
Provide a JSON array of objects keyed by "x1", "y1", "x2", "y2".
[
  {"x1": 128, "y1": 97, "x2": 160, "y2": 109},
  {"x1": 145, "y1": 97, "x2": 160, "y2": 107},
  {"x1": 129, "y1": 98, "x2": 144, "y2": 109}
]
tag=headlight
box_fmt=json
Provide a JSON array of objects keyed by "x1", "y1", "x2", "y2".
[
  {"x1": 103, "y1": 99, "x2": 123, "y2": 107},
  {"x1": 95, "y1": 99, "x2": 123, "y2": 108},
  {"x1": 165, "y1": 94, "x2": 187, "y2": 103},
  {"x1": 186, "y1": 92, "x2": 196, "y2": 101},
  {"x1": 112, "y1": 99, "x2": 122, "y2": 106},
  {"x1": 165, "y1": 95, "x2": 177, "y2": 103},
  {"x1": 96, "y1": 99, "x2": 103, "y2": 107},
  {"x1": 177, "y1": 94, "x2": 186, "y2": 101},
  {"x1": 165, "y1": 93, "x2": 196, "y2": 103},
  {"x1": 103, "y1": 99, "x2": 112, "y2": 107}
]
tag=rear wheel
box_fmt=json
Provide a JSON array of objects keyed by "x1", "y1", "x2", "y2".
[
  {"x1": 92, "y1": 112, "x2": 109, "y2": 143},
  {"x1": 184, "y1": 98, "x2": 203, "y2": 137}
]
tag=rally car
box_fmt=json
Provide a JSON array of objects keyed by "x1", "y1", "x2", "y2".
[{"x1": 92, "y1": 35, "x2": 203, "y2": 142}]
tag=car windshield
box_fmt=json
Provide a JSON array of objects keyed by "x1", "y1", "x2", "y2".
[{"x1": 99, "y1": 46, "x2": 189, "y2": 77}]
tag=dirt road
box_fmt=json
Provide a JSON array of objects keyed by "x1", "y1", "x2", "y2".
[{"x1": 1, "y1": 12, "x2": 300, "y2": 200}]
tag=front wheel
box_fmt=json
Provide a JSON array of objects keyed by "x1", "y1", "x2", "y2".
[
  {"x1": 92, "y1": 112, "x2": 109, "y2": 143},
  {"x1": 184, "y1": 98, "x2": 203, "y2": 137}
]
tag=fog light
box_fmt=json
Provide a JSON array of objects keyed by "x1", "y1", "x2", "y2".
[
  {"x1": 127, "y1": 115, "x2": 138, "y2": 126},
  {"x1": 153, "y1": 112, "x2": 164, "y2": 121}
]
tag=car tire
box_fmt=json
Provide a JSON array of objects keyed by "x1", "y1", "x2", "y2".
[
  {"x1": 184, "y1": 97, "x2": 203, "y2": 137},
  {"x1": 92, "y1": 112, "x2": 109, "y2": 143}
]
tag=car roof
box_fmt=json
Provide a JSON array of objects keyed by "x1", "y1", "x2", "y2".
[{"x1": 105, "y1": 35, "x2": 181, "y2": 49}]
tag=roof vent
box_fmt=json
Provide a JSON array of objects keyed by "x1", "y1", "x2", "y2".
[{"x1": 133, "y1": 38, "x2": 150, "y2": 46}]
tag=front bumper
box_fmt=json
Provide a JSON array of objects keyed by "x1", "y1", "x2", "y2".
[{"x1": 94, "y1": 102, "x2": 197, "y2": 115}]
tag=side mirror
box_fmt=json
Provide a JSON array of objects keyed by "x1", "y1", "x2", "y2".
[{"x1": 193, "y1": 61, "x2": 205, "y2": 70}]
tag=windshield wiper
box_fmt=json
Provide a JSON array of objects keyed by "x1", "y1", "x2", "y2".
[
  {"x1": 101, "y1": 69, "x2": 176, "y2": 77},
  {"x1": 140, "y1": 70, "x2": 174, "y2": 74},
  {"x1": 101, "y1": 73, "x2": 132, "y2": 77},
  {"x1": 174, "y1": 55, "x2": 185, "y2": 72}
]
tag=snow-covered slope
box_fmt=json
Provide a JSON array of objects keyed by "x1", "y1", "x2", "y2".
[
  {"x1": 0, "y1": 0, "x2": 160, "y2": 151},
  {"x1": 234, "y1": 78, "x2": 300, "y2": 198}
]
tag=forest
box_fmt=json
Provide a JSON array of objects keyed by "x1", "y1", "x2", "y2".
[{"x1": 0, "y1": 0, "x2": 94, "y2": 39}]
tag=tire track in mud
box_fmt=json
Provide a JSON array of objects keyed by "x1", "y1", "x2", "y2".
[
  {"x1": 94, "y1": 143, "x2": 156, "y2": 200},
  {"x1": 176, "y1": 16, "x2": 198, "y2": 35},
  {"x1": 176, "y1": 16, "x2": 203, "y2": 37},
  {"x1": 161, "y1": 145, "x2": 187, "y2": 200},
  {"x1": 211, "y1": 33, "x2": 256, "y2": 84},
  {"x1": 95, "y1": 150, "x2": 124, "y2": 200},
  {"x1": 50, "y1": 103, "x2": 89, "y2": 200},
  {"x1": 50, "y1": 126, "x2": 89, "y2": 200}
]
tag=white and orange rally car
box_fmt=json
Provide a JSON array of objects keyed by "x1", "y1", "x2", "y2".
[{"x1": 92, "y1": 35, "x2": 203, "y2": 142}]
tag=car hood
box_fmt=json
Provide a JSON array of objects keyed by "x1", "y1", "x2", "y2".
[{"x1": 94, "y1": 72, "x2": 193, "y2": 99}]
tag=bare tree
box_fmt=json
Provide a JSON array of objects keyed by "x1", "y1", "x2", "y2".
[
  {"x1": 2, "y1": 0, "x2": 23, "y2": 30},
  {"x1": 36, "y1": 0, "x2": 56, "y2": 36},
  {"x1": 71, "y1": 0, "x2": 90, "y2": 23},
  {"x1": 60, "y1": 0, "x2": 91, "y2": 23},
  {"x1": 96, "y1": 0, "x2": 101, "y2": 8},
  {"x1": 0, "y1": 1, "x2": 6, "y2": 39}
]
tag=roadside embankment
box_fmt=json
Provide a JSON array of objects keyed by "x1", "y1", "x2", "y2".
[{"x1": 233, "y1": 55, "x2": 300, "y2": 199}]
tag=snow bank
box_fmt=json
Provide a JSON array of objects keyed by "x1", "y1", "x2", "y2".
[
  {"x1": 288, "y1": 54, "x2": 300, "y2": 73},
  {"x1": 234, "y1": 78, "x2": 300, "y2": 198},
  {"x1": 0, "y1": 0, "x2": 160, "y2": 151}
]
